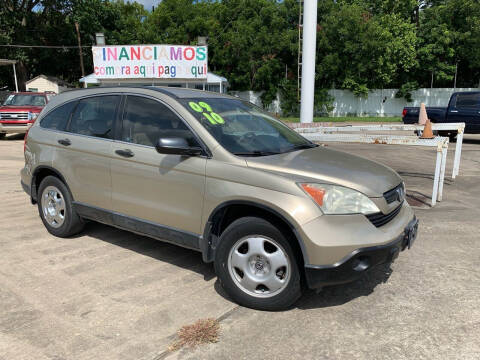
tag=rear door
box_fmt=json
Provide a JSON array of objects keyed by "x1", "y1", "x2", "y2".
[
  {"x1": 110, "y1": 95, "x2": 207, "y2": 246},
  {"x1": 54, "y1": 94, "x2": 121, "y2": 210},
  {"x1": 447, "y1": 93, "x2": 480, "y2": 132}
]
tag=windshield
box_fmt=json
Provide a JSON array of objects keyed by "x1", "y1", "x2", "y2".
[
  {"x1": 3, "y1": 94, "x2": 46, "y2": 106},
  {"x1": 179, "y1": 97, "x2": 316, "y2": 156}
]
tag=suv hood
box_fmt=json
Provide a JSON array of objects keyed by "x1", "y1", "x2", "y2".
[
  {"x1": 0, "y1": 105, "x2": 43, "y2": 112},
  {"x1": 245, "y1": 147, "x2": 402, "y2": 197}
]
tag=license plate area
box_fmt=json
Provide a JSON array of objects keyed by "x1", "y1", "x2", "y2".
[{"x1": 404, "y1": 218, "x2": 419, "y2": 249}]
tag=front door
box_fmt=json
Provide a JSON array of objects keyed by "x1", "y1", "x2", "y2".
[{"x1": 110, "y1": 95, "x2": 207, "y2": 247}]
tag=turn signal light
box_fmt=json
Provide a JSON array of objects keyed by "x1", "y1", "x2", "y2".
[{"x1": 301, "y1": 184, "x2": 325, "y2": 206}]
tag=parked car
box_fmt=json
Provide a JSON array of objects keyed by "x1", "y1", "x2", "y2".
[
  {"x1": 21, "y1": 87, "x2": 418, "y2": 310},
  {"x1": 0, "y1": 92, "x2": 55, "y2": 139},
  {"x1": 402, "y1": 91, "x2": 480, "y2": 140}
]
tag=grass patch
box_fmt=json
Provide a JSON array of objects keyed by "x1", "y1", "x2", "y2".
[
  {"x1": 281, "y1": 116, "x2": 401, "y2": 123},
  {"x1": 168, "y1": 318, "x2": 220, "y2": 352}
]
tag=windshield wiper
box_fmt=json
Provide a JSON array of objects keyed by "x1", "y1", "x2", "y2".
[
  {"x1": 233, "y1": 151, "x2": 281, "y2": 157},
  {"x1": 286, "y1": 143, "x2": 318, "y2": 152}
]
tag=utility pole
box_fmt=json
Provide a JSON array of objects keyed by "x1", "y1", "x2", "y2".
[
  {"x1": 75, "y1": 22, "x2": 85, "y2": 80},
  {"x1": 300, "y1": 0, "x2": 317, "y2": 123}
]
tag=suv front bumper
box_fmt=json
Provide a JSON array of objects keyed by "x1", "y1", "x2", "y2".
[
  {"x1": 0, "y1": 122, "x2": 31, "y2": 134},
  {"x1": 304, "y1": 217, "x2": 418, "y2": 289}
]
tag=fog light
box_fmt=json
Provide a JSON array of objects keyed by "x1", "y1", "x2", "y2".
[{"x1": 352, "y1": 256, "x2": 370, "y2": 272}]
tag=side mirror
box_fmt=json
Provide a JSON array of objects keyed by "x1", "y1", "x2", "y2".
[{"x1": 155, "y1": 137, "x2": 203, "y2": 156}]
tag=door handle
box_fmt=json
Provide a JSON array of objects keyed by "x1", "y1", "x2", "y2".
[
  {"x1": 115, "y1": 149, "x2": 134, "y2": 158},
  {"x1": 450, "y1": 110, "x2": 459, "y2": 113},
  {"x1": 58, "y1": 138, "x2": 71, "y2": 146}
]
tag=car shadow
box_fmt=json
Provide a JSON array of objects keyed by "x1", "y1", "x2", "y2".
[
  {"x1": 3, "y1": 133, "x2": 25, "y2": 141},
  {"x1": 463, "y1": 137, "x2": 480, "y2": 145},
  {"x1": 212, "y1": 262, "x2": 393, "y2": 311},
  {"x1": 78, "y1": 221, "x2": 216, "y2": 281},
  {"x1": 79, "y1": 221, "x2": 393, "y2": 311},
  {"x1": 296, "y1": 262, "x2": 393, "y2": 310}
]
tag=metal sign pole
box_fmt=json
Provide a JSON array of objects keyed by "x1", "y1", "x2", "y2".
[
  {"x1": 12, "y1": 63, "x2": 18, "y2": 92},
  {"x1": 300, "y1": 0, "x2": 317, "y2": 123}
]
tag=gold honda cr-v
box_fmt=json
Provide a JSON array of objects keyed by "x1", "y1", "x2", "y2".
[{"x1": 21, "y1": 86, "x2": 418, "y2": 310}]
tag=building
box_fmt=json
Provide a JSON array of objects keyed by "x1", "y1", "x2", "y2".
[
  {"x1": 26, "y1": 75, "x2": 75, "y2": 94},
  {"x1": 79, "y1": 71, "x2": 229, "y2": 93}
]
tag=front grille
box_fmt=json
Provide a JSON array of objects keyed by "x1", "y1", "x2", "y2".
[
  {"x1": 0, "y1": 112, "x2": 29, "y2": 120},
  {"x1": 366, "y1": 202, "x2": 403, "y2": 227},
  {"x1": 383, "y1": 183, "x2": 404, "y2": 204}
]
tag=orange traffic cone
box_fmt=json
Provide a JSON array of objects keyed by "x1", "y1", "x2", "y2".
[
  {"x1": 418, "y1": 103, "x2": 428, "y2": 125},
  {"x1": 420, "y1": 118, "x2": 434, "y2": 139}
]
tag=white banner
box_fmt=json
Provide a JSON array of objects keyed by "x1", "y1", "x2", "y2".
[{"x1": 92, "y1": 45, "x2": 208, "y2": 80}]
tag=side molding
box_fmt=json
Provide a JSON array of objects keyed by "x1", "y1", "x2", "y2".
[{"x1": 74, "y1": 202, "x2": 202, "y2": 251}]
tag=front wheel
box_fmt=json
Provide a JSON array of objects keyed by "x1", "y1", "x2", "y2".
[{"x1": 214, "y1": 217, "x2": 302, "y2": 311}]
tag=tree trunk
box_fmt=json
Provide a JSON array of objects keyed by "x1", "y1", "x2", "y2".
[{"x1": 16, "y1": 61, "x2": 28, "y2": 91}]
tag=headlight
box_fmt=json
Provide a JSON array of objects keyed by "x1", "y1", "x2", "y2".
[
  {"x1": 28, "y1": 112, "x2": 40, "y2": 121},
  {"x1": 299, "y1": 183, "x2": 380, "y2": 215}
]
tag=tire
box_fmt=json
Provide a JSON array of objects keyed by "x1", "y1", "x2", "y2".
[
  {"x1": 214, "y1": 217, "x2": 302, "y2": 311},
  {"x1": 37, "y1": 175, "x2": 84, "y2": 237},
  {"x1": 0, "y1": 133, "x2": 5, "y2": 140}
]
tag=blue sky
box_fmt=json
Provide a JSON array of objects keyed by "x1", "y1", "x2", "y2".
[{"x1": 131, "y1": 0, "x2": 159, "y2": 10}]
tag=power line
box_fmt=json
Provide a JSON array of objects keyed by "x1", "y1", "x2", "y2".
[{"x1": 0, "y1": 44, "x2": 91, "y2": 49}]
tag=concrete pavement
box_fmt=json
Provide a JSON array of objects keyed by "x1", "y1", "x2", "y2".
[{"x1": 1, "y1": 134, "x2": 479, "y2": 360}]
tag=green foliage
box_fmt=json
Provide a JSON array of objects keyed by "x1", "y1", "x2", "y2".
[
  {"x1": 279, "y1": 79, "x2": 333, "y2": 117},
  {"x1": 395, "y1": 81, "x2": 419, "y2": 102},
  {"x1": 278, "y1": 79, "x2": 300, "y2": 116},
  {"x1": 314, "y1": 88, "x2": 334, "y2": 116},
  {"x1": 317, "y1": 4, "x2": 417, "y2": 96},
  {"x1": 0, "y1": 0, "x2": 480, "y2": 107}
]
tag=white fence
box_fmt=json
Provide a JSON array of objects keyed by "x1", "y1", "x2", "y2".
[
  {"x1": 230, "y1": 88, "x2": 480, "y2": 117},
  {"x1": 328, "y1": 88, "x2": 479, "y2": 117},
  {"x1": 229, "y1": 90, "x2": 283, "y2": 114}
]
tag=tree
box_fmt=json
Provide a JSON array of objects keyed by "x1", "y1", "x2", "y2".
[
  {"x1": 316, "y1": 4, "x2": 417, "y2": 95},
  {"x1": 0, "y1": 0, "x2": 479, "y2": 99},
  {"x1": 205, "y1": 0, "x2": 297, "y2": 106}
]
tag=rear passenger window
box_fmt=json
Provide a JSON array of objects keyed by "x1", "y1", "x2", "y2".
[
  {"x1": 121, "y1": 96, "x2": 197, "y2": 147},
  {"x1": 455, "y1": 93, "x2": 480, "y2": 108},
  {"x1": 68, "y1": 96, "x2": 120, "y2": 139},
  {"x1": 40, "y1": 101, "x2": 76, "y2": 131}
]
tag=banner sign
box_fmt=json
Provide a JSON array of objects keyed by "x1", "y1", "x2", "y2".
[{"x1": 92, "y1": 45, "x2": 208, "y2": 80}]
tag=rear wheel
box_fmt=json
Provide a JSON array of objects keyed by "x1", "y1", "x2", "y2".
[
  {"x1": 0, "y1": 133, "x2": 5, "y2": 140},
  {"x1": 214, "y1": 217, "x2": 302, "y2": 311},
  {"x1": 37, "y1": 176, "x2": 84, "y2": 237}
]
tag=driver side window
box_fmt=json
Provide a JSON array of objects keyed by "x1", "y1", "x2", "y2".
[
  {"x1": 68, "y1": 95, "x2": 119, "y2": 139},
  {"x1": 121, "y1": 96, "x2": 198, "y2": 148}
]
